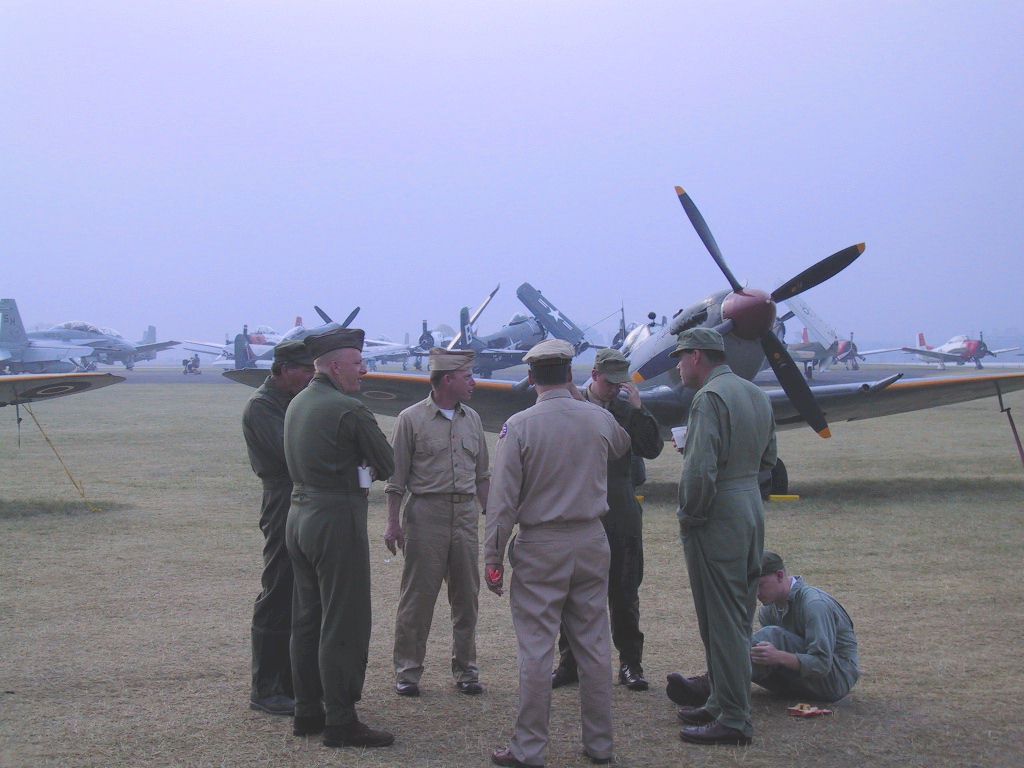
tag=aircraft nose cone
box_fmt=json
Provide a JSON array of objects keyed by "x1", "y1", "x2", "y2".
[{"x1": 721, "y1": 289, "x2": 776, "y2": 341}]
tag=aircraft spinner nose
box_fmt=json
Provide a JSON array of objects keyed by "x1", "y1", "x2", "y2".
[{"x1": 721, "y1": 289, "x2": 776, "y2": 341}]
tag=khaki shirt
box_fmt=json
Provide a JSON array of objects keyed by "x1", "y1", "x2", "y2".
[
  {"x1": 284, "y1": 373, "x2": 395, "y2": 491},
  {"x1": 242, "y1": 377, "x2": 293, "y2": 485},
  {"x1": 384, "y1": 395, "x2": 489, "y2": 497},
  {"x1": 484, "y1": 388, "x2": 631, "y2": 566},
  {"x1": 678, "y1": 365, "x2": 777, "y2": 527}
]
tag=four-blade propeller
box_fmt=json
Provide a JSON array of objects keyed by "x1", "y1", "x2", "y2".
[{"x1": 673, "y1": 186, "x2": 865, "y2": 438}]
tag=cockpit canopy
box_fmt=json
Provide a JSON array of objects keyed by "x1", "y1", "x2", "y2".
[
  {"x1": 507, "y1": 313, "x2": 529, "y2": 325},
  {"x1": 54, "y1": 321, "x2": 102, "y2": 334}
]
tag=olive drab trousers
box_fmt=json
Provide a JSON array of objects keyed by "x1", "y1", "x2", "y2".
[
  {"x1": 682, "y1": 495, "x2": 763, "y2": 738},
  {"x1": 250, "y1": 480, "x2": 294, "y2": 700},
  {"x1": 509, "y1": 520, "x2": 613, "y2": 766},
  {"x1": 286, "y1": 488, "x2": 371, "y2": 727},
  {"x1": 393, "y1": 495, "x2": 480, "y2": 685}
]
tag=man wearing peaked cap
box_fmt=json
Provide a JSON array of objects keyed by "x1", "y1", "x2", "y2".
[
  {"x1": 674, "y1": 325, "x2": 777, "y2": 746},
  {"x1": 552, "y1": 347, "x2": 663, "y2": 693},
  {"x1": 485, "y1": 338, "x2": 631, "y2": 767},
  {"x1": 242, "y1": 338, "x2": 315, "y2": 717},
  {"x1": 304, "y1": 327, "x2": 366, "y2": 359},
  {"x1": 283, "y1": 327, "x2": 397, "y2": 748},
  {"x1": 385, "y1": 347, "x2": 490, "y2": 697}
]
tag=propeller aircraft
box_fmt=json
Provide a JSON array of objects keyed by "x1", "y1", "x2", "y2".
[
  {"x1": 225, "y1": 186, "x2": 1024, "y2": 489},
  {"x1": 893, "y1": 333, "x2": 1019, "y2": 370}
]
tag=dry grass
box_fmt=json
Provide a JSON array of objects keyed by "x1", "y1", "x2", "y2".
[{"x1": 1, "y1": 376, "x2": 1022, "y2": 767}]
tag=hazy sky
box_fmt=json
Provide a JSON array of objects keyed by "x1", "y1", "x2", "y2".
[{"x1": 3, "y1": 2, "x2": 1021, "y2": 348}]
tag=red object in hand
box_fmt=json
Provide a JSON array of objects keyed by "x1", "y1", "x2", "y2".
[{"x1": 485, "y1": 566, "x2": 503, "y2": 586}]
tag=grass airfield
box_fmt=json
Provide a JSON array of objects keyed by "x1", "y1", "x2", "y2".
[{"x1": 1, "y1": 369, "x2": 1022, "y2": 768}]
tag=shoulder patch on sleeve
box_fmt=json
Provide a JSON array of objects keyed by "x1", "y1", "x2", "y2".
[{"x1": 498, "y1": 423, "x2": 509, "y2": 439}]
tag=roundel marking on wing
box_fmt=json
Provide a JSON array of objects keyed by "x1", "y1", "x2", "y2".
[
  {"x1": 19, "y1": 381, "x2": 94, "y2": 399},
  {"x1": 362, "y1": 389, "x2": 397, "y2": 401}
]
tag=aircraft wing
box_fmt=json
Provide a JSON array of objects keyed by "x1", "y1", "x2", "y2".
[
  {"x1": 135, "y1": 340, "x2": 180, "y2": 355},
  {"x1": 0, "y1": 372, "x2": 124, "y2": 407},
  {"x1": 182, "y1": 341, "x2": 230, "y2": 356},
  {"x1": 900, "y1": 347, "x2": 963, "y2": 363},
  {"x1": 991, "y1": 346, "x2": 1021, "y2": 355},
  {"x1": 222, "y1": 369, "x2": 535, "y2": 430},
  {"x1": 768, "y1": 372, "x2": 1024, "y2": 428},
  {"x1": 857, "y1": 346, "x2": 901, "y2": 356}
]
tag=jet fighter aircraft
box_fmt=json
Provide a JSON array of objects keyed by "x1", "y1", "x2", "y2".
[
  {"x1": 28, "y1": 322, "x2": 178, "y2": 370},
  {"x1": 225, "y1": 187, "x2": 1024, "y2": 490},
  {"x1": 1, "y1": 299, "x2": 96, "y2": 374}
]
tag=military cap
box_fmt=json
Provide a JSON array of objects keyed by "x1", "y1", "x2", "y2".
[
  {"x1": 594, "y1": 348, "x2": 631, "y2": 384},
  {"x1": 273, "y1": 339, "x2": 314, "y2": 366},
  {"x1": 428, "y1": 347, "x2": 476, "y2": 372},
  {"x1": 522, "y1": 339, "x2": 575, "y2": 365},
  {"x1": 304, "y1": 327, "x2": 365, "y2": 359},
  {"x1": 669, "y1": 327, "x2": 726, "y2": 357},
  {"x1": 759, "y1": 550, "x2": 786, "y2": 576}
]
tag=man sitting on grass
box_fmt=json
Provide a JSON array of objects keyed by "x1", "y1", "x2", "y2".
[{"x1": 668, "y1": 550, "x2": 860, "y2": 726}]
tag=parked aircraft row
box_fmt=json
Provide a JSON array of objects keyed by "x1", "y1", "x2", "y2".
[{"x1": 4, "y1": 185, "x2": 1022, "y2": 490}]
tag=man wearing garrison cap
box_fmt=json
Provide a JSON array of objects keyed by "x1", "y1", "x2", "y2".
[
  {"x1": 242, "y1": 340, "x2": 315, "y2": 717},
  {"x1": 552, "y1": 348, "x2": 663, "y2": 693},
  {"x1": 671, "y1": 327, "x2": 777, "y2": 746},
  {"x1": 485, "y1": 339, "x2": 631, "y2": 768},
  {"x1": 283, "y1": 327, "x2": 396, "y2": 748},
  {"x1": 385, "y1": 348, "x2": 490, "y2": 697}
]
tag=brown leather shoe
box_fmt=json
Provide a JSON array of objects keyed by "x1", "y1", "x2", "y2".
[
  {"x1": 666, "y1": 672, "x2": 710, "y2": 706},
  {"x1": 323, "y1": 720, "x2": 395, "y2": 748},
  {"x1": 491, "y1": 746, "x2": 543, "y2": 767},
  {"x1": 676, "y1": 706, "x2": 715, "y2": 726},
  {"x1": 679, "y1": 721, "x2": 751, "y2": 746}
]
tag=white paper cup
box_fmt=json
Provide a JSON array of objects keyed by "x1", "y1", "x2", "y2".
[
  {"x1": 357, "y1": 465, "x2": 372, "y2": 488},
  {"x1": 671, "y1": 425, "x2": 688, "y2": 449}
]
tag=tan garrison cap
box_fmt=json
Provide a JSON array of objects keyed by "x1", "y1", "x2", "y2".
[
  {"x1": 594, "y1": 348, "x2": 631, "y2": 384},
  {"x1": 273, "y1": 340, "x2": 314, "y2": 366},
  {"x1": 523, "y1": 339, "x2": 575, "y2": 365},
  {"x1": 429, "y1": 347, "x2": 475, "y2": 372},
  {"x1": 759, "y1": 551, "x2": 786, "y2": 576},
  {"x1": 669, "y1": 327, "x2": 725, "y2": 357},
  {"x1": 304, "y1": 327, "x2": 366, "y2": 359}
]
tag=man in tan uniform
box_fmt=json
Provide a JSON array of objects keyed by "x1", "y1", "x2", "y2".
[
  {"x1": 485, "y1": 340, "x2": 631, "y2": 768},
  {"x1": 673, "y1": 327, "x2": 776, "y2": 747},
  {"x1": 284, "y1": 327, "x2": 396, "y2": 749},
  {"x1": 384, "y1": 348, "x2": 490, "y2": 697}
]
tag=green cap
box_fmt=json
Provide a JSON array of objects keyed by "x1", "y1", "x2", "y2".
[
  {"x1": 669, "y1": 327, "x2": 725, "y2": 357},
  {"x1": 594, "y1": 348, "x2": 631, "y2": 384},
  {"x1": 304, "y1": 327, "x2": 365, "y2": 359},
  {"x1": 273, "y1": 340, "x2": 314, "y2": 366},
  {"x1": 759, "y1": 550, "x2": 785, "y2": 576}
]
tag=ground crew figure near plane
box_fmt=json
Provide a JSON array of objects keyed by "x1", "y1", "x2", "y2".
[
  {"x1": 283, "y1": 327, "x2": 396, "y2": 748},
  {"x1": 670, "y1": 550, "x2": 860, "y2": 714},
  {"x1": 385, "y1": 347, "x2": 490, "y2": 697},
  {"x1": 672, "y1": 327, "x2": 777, "y2": 747},
  {"x1": 242, "y1": 340, "x2": 315, "y2": 716},
  {"x1": 485, "y1": 339, "x2": 631, "y2": 768},
  {"x1": 552, "y1": 348, "x2": 663, "y2": 692}
]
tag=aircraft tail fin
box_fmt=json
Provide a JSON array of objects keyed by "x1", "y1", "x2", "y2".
[
  {"x1": 516, "y1": 282, "x2": 587, "y2": 350},
  {"x1": 140, "y1": 325, "x2": 157, "y2": 345},
  {"x1": 456, "y1": 307, "x2": 473, "y2": 349},
  {"x1": 233, "y1": 331, "x2": 257, "y2": 369},
  {"x1": 918, "y1": 332, "x2": 928, "y2": 349},
  {"x1": 0, "y1": 298, "x2": 28, "y2": 346},
  {"x1": 802, "y1": 328, "x2": 809, "y2": 344}
]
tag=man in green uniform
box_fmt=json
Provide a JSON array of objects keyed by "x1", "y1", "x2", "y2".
[
  {"x1": 283, "y1": 327, "x2": 396, "y2": 749},
  {"x1": 673, "y1": 327, "x2": 776, "y2": 746},
  {"x1": 242, "y1": 340, "x2": 315, "y2": 715},
  {"x1": 385, "y1": 347, "x2": 490, "y2": 697},
  {"x1": 552, "y1": 348, "x2": 663, "y2": 692},
  {"x1": 670, "y1": 551, "x2": 860, "y2": 713}
]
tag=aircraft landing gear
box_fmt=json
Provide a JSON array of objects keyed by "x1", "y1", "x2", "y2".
[{"x1": 759, "y1": 458, "x2": 788, "y2": 499}]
